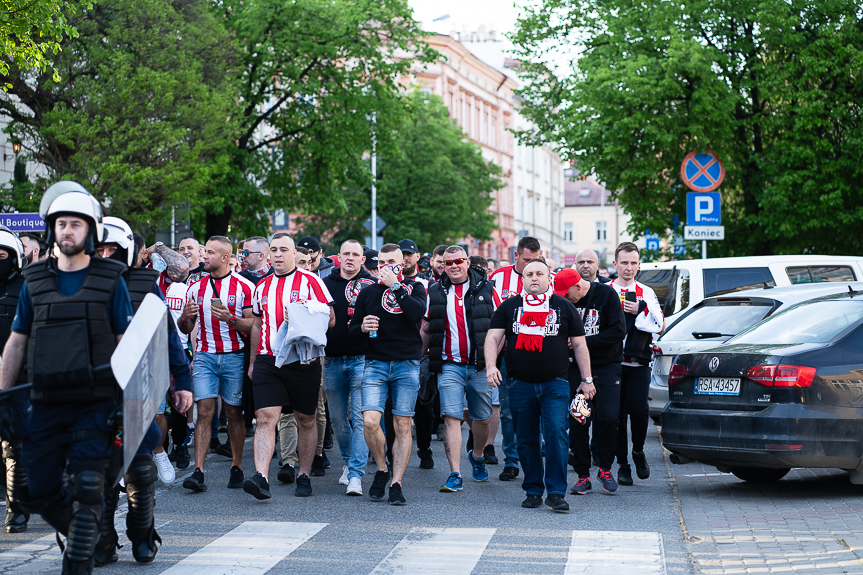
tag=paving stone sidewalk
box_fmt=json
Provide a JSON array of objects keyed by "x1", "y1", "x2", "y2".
[{"x1": 668, "y1": 453, "x2": 863, "y2": 574}]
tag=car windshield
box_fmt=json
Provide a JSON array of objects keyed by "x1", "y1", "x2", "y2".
[
  {"x1": 663, "y1": 302, "x2": 772, "y2": 342},
  {"x1": 728, "y1": 300, "x2": 863, "y2": 345}
]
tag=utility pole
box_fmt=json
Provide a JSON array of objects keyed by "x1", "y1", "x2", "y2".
[{"x1": 371, "y1": 112, "x2": 377, "y2": 250}]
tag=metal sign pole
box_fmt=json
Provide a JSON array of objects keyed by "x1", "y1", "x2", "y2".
[
  {"x1": 702, "y1": 239, "x2": 707, "y2": 260},
  {"x1": 370, "y1": 112, "x2": 377, "y2": 250}
]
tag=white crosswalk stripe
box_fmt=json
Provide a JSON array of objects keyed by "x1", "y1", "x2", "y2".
[
  {"x1": 565, "y1": 530, "x2": 666, "y2": 575},
  {"x1": 159, "y1": 521, "x2": 328, "y2": 575},
  {"x1": 369, "y1": 527, "x2": 496, "y2": 575},
  {"x1": 1, "y1": 520, "x2": 666, "y2": 575}
]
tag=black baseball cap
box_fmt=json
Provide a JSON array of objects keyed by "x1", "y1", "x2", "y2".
[
  {"x1": 297, "y1": 236, "x2": 321, "y2": 252},
  {"x1": 398, "y1": 239, "x2": 419, "y2": 254},
  {"x1": 364, "y1": 249, "x2": 379, "y2": 269}
]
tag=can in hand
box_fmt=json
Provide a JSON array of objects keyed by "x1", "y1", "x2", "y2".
[{"x1": 369, "y1": 330, "x2": 378, "y2": 338}]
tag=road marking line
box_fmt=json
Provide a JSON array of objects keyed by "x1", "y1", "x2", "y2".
[
  {"x1": 565, "y1": 530, "x2": 665, "y2": 575},
  {"x1": 369, "y1": 527, "x2": 496, "y2": 574},
  {"x1": 159, "y1": 521, "x2": 327, "y2": 575}
]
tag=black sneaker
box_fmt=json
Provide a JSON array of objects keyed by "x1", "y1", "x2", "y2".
[
  {"x1": 183, "y1": 468, "x2": 207, "y2": 492},
  {"x1": 168, "y1": 448, "x2": 177, "y2": 463},
  {"x1": 521, "y1": 494, "x2": 542, "y2": 508},
  {"x1": 571, "y1": 476, "x2": 591, "y2": 495},
  {"x1": 324, "y1": 423, "x2": 334, "y2": 450},
  {"x1": 215, "y1": 441, "x2": 232, "y2": 458},
  {"x1": 243, "y1": 473, "x2": 272, "y2": 500},
  {"x1": 418, "y1": 449, "x2": 434, "y2": 469},
  {"x1": 597, "y1": 467, "x2": 618, "y2": 493},
  {"x1": 618, "y1": 464, "x2": 634, "y2": 486},
  {"x1": 245, "y1": 427, "x2": 255, "y2": 438},
  {"x1": 295, "y1": 473, "x2": 313, "y2": 497},
  {"x1": 632, "y1": 450, "x2": 650, "y2": 479},
  {"x1": 483, "y1": 445, "x2": 499, "y2": 465},
  {"x1": 174, "y1": 445, "x2": 190, "y2": 470},
  {"x1": 388, "y1": 482, "x2": 407, "y2": 506},
  {"x1": 277, "y1": 464, "x2": 296, "y2": 484},
  {"x1": 311, "y1": 455, "x2": 326, "y2": 477},
  {"x1": 499, "y1": 466, "x2": 519, "y2": 481},
  {"x1": 228, "y1": 466, "x2": 244, "y2": 489},
  {"x1": 321, "y1": 450, "x2": 331, "y2": 469},
  {"x1": 369, "y1": 469, "x2": 390, "y2": 500},
  {"x1": 545, "y1": 494, "x2": 570, "y2": 513}
]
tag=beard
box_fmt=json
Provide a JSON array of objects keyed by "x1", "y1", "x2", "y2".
[
  {"x1": 58, "y1": 237, "x2": 86, "y2": 257},
  {"x1": 403, "y1": 262, "x2": 417, "y2": 276},
  {"x1": 25, "y1": 250, "x2": 35, "y2": 265}
]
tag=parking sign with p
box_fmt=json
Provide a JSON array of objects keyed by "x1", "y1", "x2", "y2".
[{"x1": 687, "y1": 192, "x2": 721, "y2": 226}]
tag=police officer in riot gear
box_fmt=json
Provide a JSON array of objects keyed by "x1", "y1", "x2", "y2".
[
  {"x1": 0, "y1": 182, "x2": 134, "y2": 575},
  {"x1": 0, "y1": 227, "x2": 30, "y2": 533},
  {"x1": 91, "y1": 216, "x2": 193, "y2": 566}
]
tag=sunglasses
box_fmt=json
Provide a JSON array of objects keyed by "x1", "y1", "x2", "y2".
[
  {"x1": 242, "y1": 250, "x2": 263, "y2": 258},
  {"x1": 444, "y1": 258, "x2": 469, "y2": 266},
  {"x1": 309, "y1": 254, "x2": 319, "y2": 264}
]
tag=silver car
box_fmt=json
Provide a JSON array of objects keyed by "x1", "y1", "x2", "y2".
[{"x1": 649, "y1": 282, "x2": 863, "y2": 422}]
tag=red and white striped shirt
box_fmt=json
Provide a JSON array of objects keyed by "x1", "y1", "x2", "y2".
[
  {"x1": 442, "y1": 282, "x2": 470, "y2": 363},
  {"x1": 188, "y1": 272, "x2": 255, "y2": 353},
  {"x1": 158, "y1": 271, "x2": 190, "y2": 344},
  {"x1": 252, "y1": 269, "x2": 333, "y2": 356},
  {"x1": 490, "y1": 265, "x2": 523, "y2": 307}
]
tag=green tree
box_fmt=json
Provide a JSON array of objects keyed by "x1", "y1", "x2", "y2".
[
  {"x1": 203, "y1": 0, "x2": 438, "y2": 239},
  {"x1": 296, "y1": 91, "x2": 501, "y2": 253},
  {"x1": 510, "y1": 0, "x2": 863, "y2": 256},
  {"x1": 0, "y1": 0, "x2": 89, "y2": 88},
  {"x1": 0, "y1": 0, "x2": 238, "y2": 232}
]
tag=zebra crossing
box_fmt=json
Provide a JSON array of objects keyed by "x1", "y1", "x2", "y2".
[{"x1": 0, "y1": 520, "x2": 667, "y2": 574}]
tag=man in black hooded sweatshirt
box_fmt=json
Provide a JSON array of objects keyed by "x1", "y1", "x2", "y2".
[{"x1": 322, "y1": 240, "x2": 376, "y2": 496}]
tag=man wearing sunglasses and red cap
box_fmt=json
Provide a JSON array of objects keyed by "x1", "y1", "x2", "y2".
[{"x1": 421, "y1": 246, "x2": 496, "y2": 493}]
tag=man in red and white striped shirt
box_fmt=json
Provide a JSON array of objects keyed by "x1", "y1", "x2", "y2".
[
  {"x1": 486, "y1": 236, "x2": 543, "y2": 481},
  {"x1": 243, "y1": 233, "x2": 335, "y2": 500},
  {"x1": 178, "y1": 236, "x2": 255, "y2": 493}
]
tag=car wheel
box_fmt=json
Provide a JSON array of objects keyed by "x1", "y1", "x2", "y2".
[{"x1": 729, "y1": 467, "x2": 790, "y2": 483}]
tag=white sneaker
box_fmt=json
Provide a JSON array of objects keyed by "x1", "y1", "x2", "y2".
[
  {"x1": 338, "y1": 465, "x2": 350, "y2": 485},
  {"x1": 346, "y1": 476, "x2": 362, "y2": 496},
  {"x1": 153, "y1": 451, "x2": 175, "y2": 483}
]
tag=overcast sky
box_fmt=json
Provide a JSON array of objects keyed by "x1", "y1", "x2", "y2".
[{"x1": 408, "y1": 0, "x2": 523, "y2": 44}]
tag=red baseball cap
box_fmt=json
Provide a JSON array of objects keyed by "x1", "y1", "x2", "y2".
[{"x1": 553, "y1": 268, "x2": 582, "y2": 297}]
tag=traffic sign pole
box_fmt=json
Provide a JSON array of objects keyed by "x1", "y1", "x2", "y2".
[{"x1": 703, "y1": 240, "x2": 706, "y2": 260}]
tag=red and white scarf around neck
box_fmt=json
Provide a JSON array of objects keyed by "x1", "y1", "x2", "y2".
[{"x1": 516, "y1": 287, "x2": 553, "y2": 352}]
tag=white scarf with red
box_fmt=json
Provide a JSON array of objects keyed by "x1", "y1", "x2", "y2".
[{"x1": 516, "y1": 287, "x2": 553, "y2": 352}]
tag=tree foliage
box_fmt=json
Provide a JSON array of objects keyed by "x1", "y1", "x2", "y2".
[
  {"x1": 202, "y1": 0, "x2": 438, "y2": 239},
  {"x1": 0, "y1": 0, "x2": 89, "y2": 87},
  {"x1": 511, "y1": 0, "x2": 863, "y2": 256},
  {"x1": 0, "y1": 0, "x2": 239, "y2": 232},
  {"x1": 296, "y1": 92, "x2": 501, "y2": 254}
]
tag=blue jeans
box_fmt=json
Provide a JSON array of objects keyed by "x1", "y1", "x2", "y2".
[
  {"x1": 439, "y1": 364, "x2": 492, "y2": 420},
  {"x1": 323, "y1": 356, "x2": 369, "y2": 480},
  {"x1": 361, "y1": 359, "x2": 420, "y2": 417},
  {"x1": 498, "y1": 360, "x2": 520, "y2": 468},
  {"x1": 507, "y1": 377, "x2": 570, "y2": 497},
  {"x1": 192, "y1": 351, "x2": 244, "y2": 406}
]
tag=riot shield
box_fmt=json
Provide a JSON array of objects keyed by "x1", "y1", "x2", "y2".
[{"x1": 111, "y1": 293, "x2": 169, "y2": 483}]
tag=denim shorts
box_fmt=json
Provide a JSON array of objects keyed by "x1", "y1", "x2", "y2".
[
  {"x1": 192, "y1": 351, "x2": 244, "y2": 406},
  {"x1": 157, "y1": 394, "x2": 167, "y2": 415},
  {"x1": 439, "y1": 364, "x2": 492, "y2": 421},
  {"x1": 361, "y1": 359, "x2": 420, "y2": 417}
]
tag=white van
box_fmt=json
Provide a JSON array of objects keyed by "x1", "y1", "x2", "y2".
[{"x1": 636, "y1": 255, "x2": 863, "y2": 326}]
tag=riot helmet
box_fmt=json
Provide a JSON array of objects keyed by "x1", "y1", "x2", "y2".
[
  {"x1": 0, "y1": 226, "x2": 25, "y2": 271},
  {"x1": 98, "y1": 216, "x2": 135, "y2": 267},
  {"x1": 39, "y1": 181, "x2": 105, "y2": 256}
]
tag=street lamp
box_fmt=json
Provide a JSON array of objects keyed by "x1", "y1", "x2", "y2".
[{"x1": 11, "y1": 139, "x2": 21, "y2": 154}]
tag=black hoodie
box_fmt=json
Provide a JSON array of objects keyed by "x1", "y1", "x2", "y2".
[
  {"x1": 570, "y1": 282, "x2": 626, "y2": 367},
  {"x1": 323, "y1": 266, "x2": 376, "y2": 357},
  {"x1": 349, "y1": 277, "x2": 428, "y2": 362}
]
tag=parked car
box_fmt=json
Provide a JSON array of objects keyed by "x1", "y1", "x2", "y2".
[
  {"x1": 649, "y1": 282, "x2": 863, "y2": 422},
  {"x1": 636, "y1": 255, "x2": 863, "y2": 327},
  {"x1": 660, "y1": 288, "x2": 863, "y2": 483}
]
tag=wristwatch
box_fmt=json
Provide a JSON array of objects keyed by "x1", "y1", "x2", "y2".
[
  {"x1": 581, "y1": 377, "x2": 594, "y2": 384},
  {"x1": 391, "y1": 282, "x2": 402, "y2": 291},
  {"x1": 228, "y1": 316, "x2": 237, "y2": 326}
]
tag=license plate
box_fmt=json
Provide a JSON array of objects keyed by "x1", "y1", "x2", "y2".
[{"x1": 695, "y1": 377, "x2": 741, "y2": 396}]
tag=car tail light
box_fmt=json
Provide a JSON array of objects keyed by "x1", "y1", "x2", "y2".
[
  {"x1": 668, "y1": 363, "x2": 686, "y2": 386},
  {"x1": 745, "y1": 365, "x2": 817, "y2": 388}
]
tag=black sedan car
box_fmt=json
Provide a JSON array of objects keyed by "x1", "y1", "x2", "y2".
[{"x1": 661, "y1": 289, "x2": 863, "y2": 483}]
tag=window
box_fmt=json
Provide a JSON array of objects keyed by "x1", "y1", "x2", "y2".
[
  {"x1": 273, "y1": 209, "x2": 286, "y2": 227},
  {"x1": 596, "y1": 221, "x2": 607, "y2": 241},
  {"x1": 637, "y1": 268, "x2": 691, "y2": 317},
  {"x1": 787, "y1": 266, "x2": 856, "y2": 284},
  {"x1": 702, "y1": 267, "x2": 775, "y2": 297},
  {"x1": 730, "y1": 300, "x2": 863, "y2": 345},
  {"x1": 663, "y1": 300, "x2": 772, "y2": 342},
  {"x1": 579, "y1": 187, "x2": 591, "y2": 197},
  {"x1": 564, "y1": 222, "x2": 573, "y2": 242}
]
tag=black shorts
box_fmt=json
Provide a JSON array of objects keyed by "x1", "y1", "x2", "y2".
[{"x1": 252, "y1": 355, "x2": 321, "y2": 416}]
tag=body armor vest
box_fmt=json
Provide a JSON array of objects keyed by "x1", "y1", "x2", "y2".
[
  {"x1": 125, "y1": 267, "x2": 159, "y2": 313},
  {"x1": 23, "y1": 257, "x2": 126, "y2": 403},
  {"x1": 0, "y1": 273, "x2": 27, "y2": 384}
]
